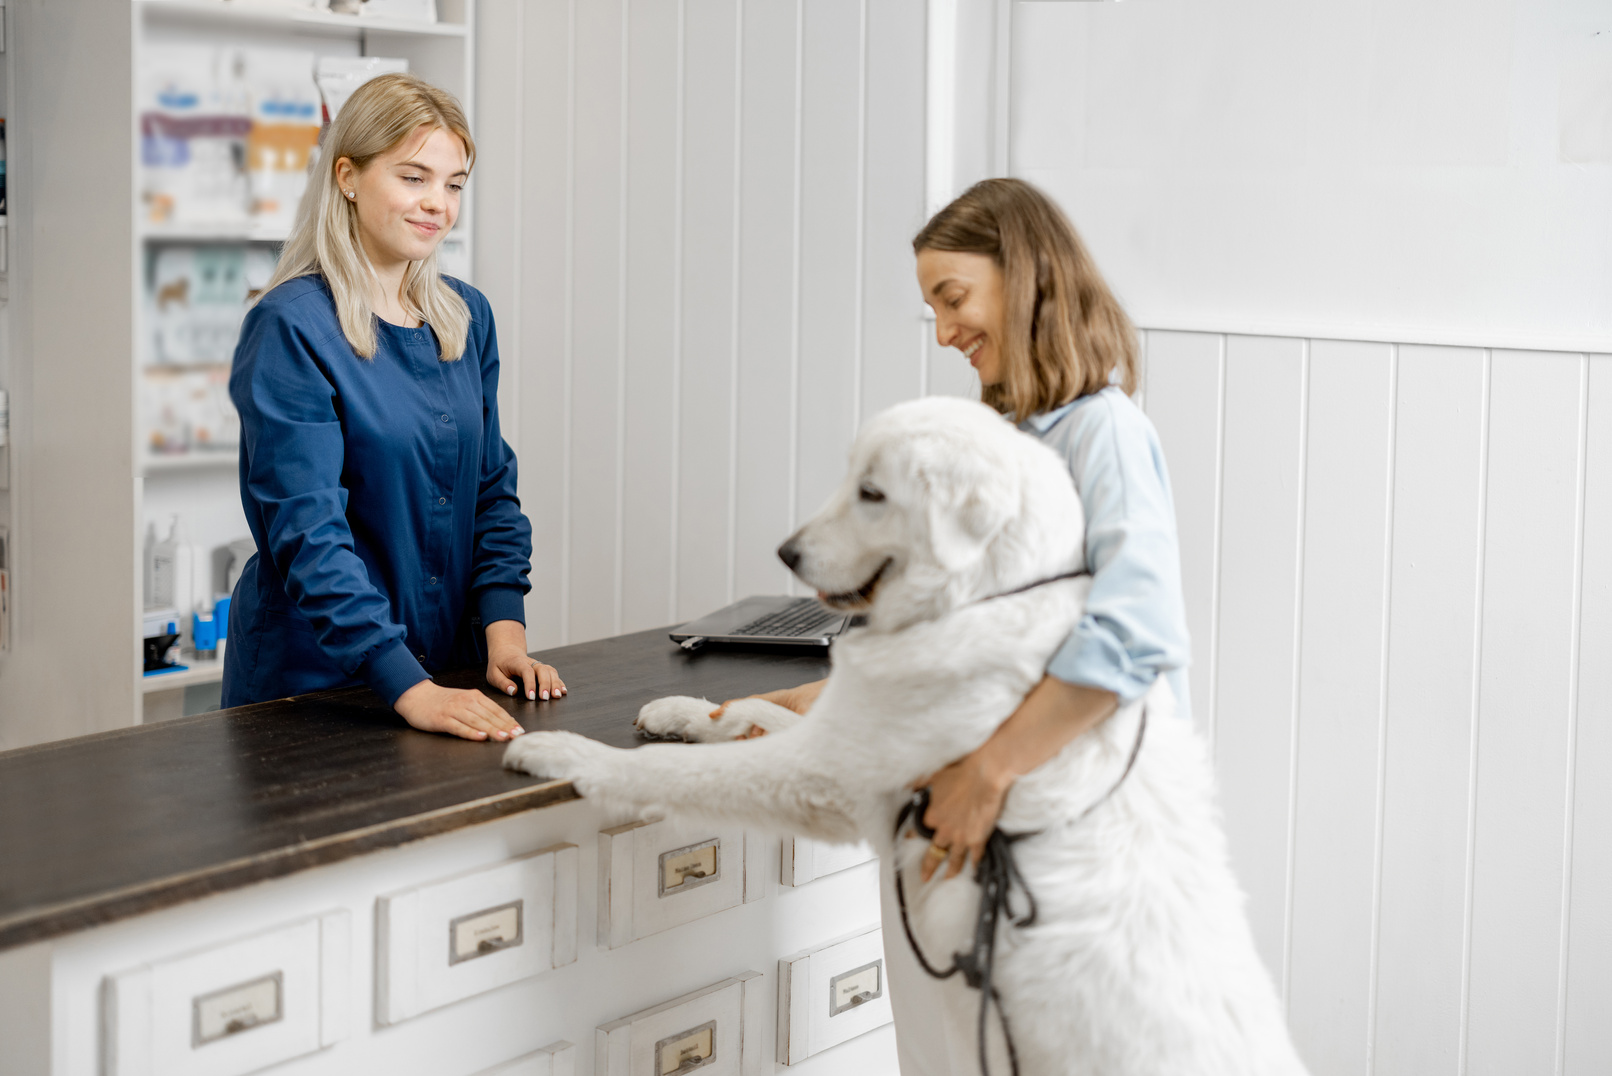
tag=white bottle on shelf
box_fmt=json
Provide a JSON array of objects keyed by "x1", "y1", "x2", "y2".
[{"x1": 149, "y1": 518, "x2": 178, "y2": 609}]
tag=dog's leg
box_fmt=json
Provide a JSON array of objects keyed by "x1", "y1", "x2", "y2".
[
  {"x1": 503, "y1": 725, "x2": 861, "y2": 843},
  {"x1": 635, "y1": 695, "x2": 804, "y2": 742}
]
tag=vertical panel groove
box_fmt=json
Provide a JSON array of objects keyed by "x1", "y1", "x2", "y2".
[
  {"x1": 852, "y1": 0, "x2": 867, "y2": 428},
  {"x1": 613, "y1": 0, "x2": 630, "y2": 635},
  {"x1": 1554, "y1": 353, "x2": 1592, "y2": 1076},
  {"x1": 668, "y1": 0, "x2": 686, "y2": 621},
  {"x1": 1366, "y1": 342, "x2": 1401, "y2": 1075},
  {"x1": 1458, "y1": 348, "x2": 1495, "y2": 1076},
  {"x1": 1208, "y1": 333, "x2": 1228, "y2": 751},
  {"x1": 725, "y1": 0, "x2": 744, "y2": 605},
  {"x1": 1281, "y1": 338, "x2": 1312, "y2": 1010},
  {"x1": 787, "y1": 0, "x2": 804, "y2": 568},
  {"x1": 509, "y1": 1, "x2": 525, "y2": 461},
  {"x1": 560, "y1": 0, "x2": 577, "y2": 645}
]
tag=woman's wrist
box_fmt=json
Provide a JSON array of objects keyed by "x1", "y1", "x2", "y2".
[{"x1": 484, "y1": 619, "x2": 527, "y2": 654}]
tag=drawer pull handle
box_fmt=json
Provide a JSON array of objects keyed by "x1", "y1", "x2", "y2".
[
  {"x1": 848, "y1": 990, "x2": 874, "y2": 1007},
  {"x1": 673, "y1": 1057, "x2": 706, "y2": 1074},
  {"x1": 477, "y1": 937, "x2": 514, "y2": 955},
  {"x1": 223, "y1": 1015, "x2": 260, "y2": 1036},
  {"x1": 681, "y1": 867, "x2": 709, "y2": 880}
]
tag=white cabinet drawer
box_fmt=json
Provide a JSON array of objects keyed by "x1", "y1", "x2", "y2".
[
  {"x1": 777, "y1": 925, "x2": 892, "y2": 1064},
  {"x1": 376, "y1": 843, "x2": 579, "y2": 1025},
  {"x1": 473, "y1": 1039, "x2": 576, "y2": 1076},
  {"x1": 780, "y1": 838, "x2": 875, "y2": 887},
  {"x1": 597, "y1": 818, "x2": 762, "y2": 949},
  {"x1": 101, "y1": 909, "x2": 350, "y2": 1076},
  {"x1": 595, "y1": 973, "x2": 764, "y2": 1076}
]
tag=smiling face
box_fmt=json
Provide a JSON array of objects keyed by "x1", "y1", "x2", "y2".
[
  {"x1": 336, "y1": 125, "x2": 467, "y2": 273},
  {"x1": 916, "y1": 248, "x2": 1008, "y2": 387}
]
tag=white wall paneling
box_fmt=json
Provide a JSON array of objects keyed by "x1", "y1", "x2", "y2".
[
  {"x1": 1465, "y1": 351, "x2": 1586, "y2": 1076},
  {"x1": 1374, "y1": 344, "x2": 1488, "y2": 1076},
  {"x1": 1138, "y1": 329, "x2": 1223, "y2": 740},
  {"x1": 475, "y1": 0, "x2": 929, "y2": 645},
  {"x1": 1285, "y1": 339, "x2": 1394, "y2": 1075},
  {"x1": 1565, "y1": 355, "x2": 1611, "y2": 1076},
  {"x1": 1211, "y1": 334, "x2": 1306, "y2": 979},
  {"x1": 1139, "y1": 332, "x2": 1609, "y2": 1076}
]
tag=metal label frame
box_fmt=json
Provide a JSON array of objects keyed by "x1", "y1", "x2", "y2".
[
  {"x1": 656, "y1": 837, "x2": 722, "y2": 898},
  {"x1": 447, "y1": 898, "x2": 525, "y2": 966},
  {"x1": 191, "y1": 970, "x2": 284, "y2": 1048},
  {"x1": 653, "y1": 1018, "x2": 718, "y2": 1074},
  {"x1": 828, "y1": 959, "x2": 884, "y2": 1017}
]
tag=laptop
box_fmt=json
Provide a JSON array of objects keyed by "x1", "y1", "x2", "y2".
[{"x1": 668, "y1": 595, "x2": 856, "y2": 651}]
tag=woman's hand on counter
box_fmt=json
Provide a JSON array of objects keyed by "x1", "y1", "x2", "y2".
[
  {"x1": 707, "y1": 678, "x2": 826, "y2": 726},
  {"x1": 394, "y1": 679, "x2": 526, "y2": 742},
  {"x1": 485, "y1": 619, "x2": 568, "y2": 702}
]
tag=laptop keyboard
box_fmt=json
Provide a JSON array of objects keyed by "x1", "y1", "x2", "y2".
[{"x1": 732, "y1": 599, "x2": 844, "y2": 638}]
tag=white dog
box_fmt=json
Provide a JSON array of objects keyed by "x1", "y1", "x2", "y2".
[{"x1": 505, "y1": 397, "x2": 1308, "y2": 1076}]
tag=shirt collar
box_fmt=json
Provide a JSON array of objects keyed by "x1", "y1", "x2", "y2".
[{"x1": 1019, "y1": 397, "x2": 1082, "y2": 434}]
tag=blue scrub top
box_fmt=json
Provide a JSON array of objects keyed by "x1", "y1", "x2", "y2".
[
  {"x1": 1020, "y1": 387, "x2": 1192, "y2": 722},
  {"x1": 221, "y1": 274, "x2": 532, "y2": 709}
]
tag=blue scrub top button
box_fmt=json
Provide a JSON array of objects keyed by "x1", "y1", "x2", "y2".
[
  {"x1": 438, "y1": 496, "x2": 447, "y2": 505},
  {"x1": 441, "y1": 414, "x2": 450, "y2": 422},
  {"x1": 429, "y1": 576, "x2": 437, "y2": 585}
]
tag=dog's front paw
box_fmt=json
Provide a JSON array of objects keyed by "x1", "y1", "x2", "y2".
[
  {"x1": 636, "y1": 695, "x2": 753, "y2": 742},
  {"x1": 502, "y1": 730, "x2": 611, "y2": 784}
]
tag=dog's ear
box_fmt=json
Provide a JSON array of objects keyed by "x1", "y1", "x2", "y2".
[{"x1": 926, "y1": 466, "x2": 1019, "y2": 571}]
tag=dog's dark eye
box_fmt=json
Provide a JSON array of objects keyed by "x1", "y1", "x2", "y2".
[{"x1": 858, "y1": 484, "x2": 885, "y2": 503}]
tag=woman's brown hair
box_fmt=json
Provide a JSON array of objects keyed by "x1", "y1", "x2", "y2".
[{"x1": 913, "y1": 178, "x2": 1137, "y2": 420}]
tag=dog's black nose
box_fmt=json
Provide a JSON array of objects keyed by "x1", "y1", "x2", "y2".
[{"x1": 777, "y1": 538, "x2": 803, "y2": 571}]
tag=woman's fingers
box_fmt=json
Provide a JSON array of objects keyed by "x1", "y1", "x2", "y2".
[
  {"x1": 440, "y1": 716, "x2": 486, "y2": 740},
  {"x1": 518, "y1": 660, "x2": 538, "y2": 701},
  {"x1": 472, "y1": 692, "x2": 523, "y2": 737},
  {"x1": 945, "y1": 842, "x2": 970, "y2": 880},
  {"x1": 488, "y1": 665, "x2": 518, "y2": 697}
]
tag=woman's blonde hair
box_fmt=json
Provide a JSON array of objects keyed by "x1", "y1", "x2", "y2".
[
  {"x1": 914, "y1": 178, "x2": 1137, "y2": 420},
  {"x1": 263, "y1": 72, "x2": 476, "y2": 361}
]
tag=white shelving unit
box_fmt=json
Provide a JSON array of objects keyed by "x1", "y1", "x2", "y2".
[
  {"x1": 0, "y1": 1, "x2": 477, "y2": 744},
  {"x1": 135, "y1": 0, "x2": 476, "y2": 716}
]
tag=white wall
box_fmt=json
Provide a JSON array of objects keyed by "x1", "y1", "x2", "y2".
[
  {"x1": 1012, "y1": 2, "x2": 1612, "y2": 1072},
  {"x1": 1144, "y1": 330, "x2": 1611, "y2": 1076},
  {"x1": 474, "y1": 0, "x2": 975, "y2": 651},
  {"x1": 477, "y1": 8, "x2": 1612, "y2": 1074},
  {"x1": 1012, "y1": 0, "x2": 1612, "y2": 352}
]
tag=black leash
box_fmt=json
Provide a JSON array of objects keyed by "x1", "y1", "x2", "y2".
[
  {"x1": 895, "y1": 790, "x2": 1034, "y2": 1076},
  {"x1": 892, "y1": 561, "x2": 1150, "y2": 1076}
]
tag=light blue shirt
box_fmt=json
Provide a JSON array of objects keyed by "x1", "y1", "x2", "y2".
[{"x1": 1019, "y1": 387, "x2": 1191, "y2": 721}]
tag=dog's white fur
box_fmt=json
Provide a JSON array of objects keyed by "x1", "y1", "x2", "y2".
[{"x1": 505, "y1": 397, "x2": 1309, "y2": 1076}]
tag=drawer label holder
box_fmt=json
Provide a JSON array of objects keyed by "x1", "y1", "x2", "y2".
[
  {"x1": 191, "y1": 971, "x2": 284, "y2": 1048},
  {"x1": 448, "y1": 899, "x2": 525, "y2": 965},
  {"x1": 828, "y1": 959, "x2": 883, "y2": 1017},
  {"x1": 658, "y1": 838, "x2": 721, "y2": 898},
  {"x1": 654, "y1": 1019, "x2": 717, "y2": 1074}
]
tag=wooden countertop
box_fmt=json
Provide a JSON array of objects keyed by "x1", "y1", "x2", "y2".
[{"x1": 0, "y1": 629, "x2": 829, "y2": 952}]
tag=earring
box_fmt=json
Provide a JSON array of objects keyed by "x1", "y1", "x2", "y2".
[{"x1": 345, "y1": 190, "x2": 355, "y2": 200}]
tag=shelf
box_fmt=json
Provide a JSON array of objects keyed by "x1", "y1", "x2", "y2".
[
  {"x1": 141, "y1": 223, "x2": 288, "y2": 244},
  {"x1": 137, "y1": 0, "x2": 467, "y2": 39},
  {"x1": 141, "y1": 452, "x2": 239, "y2": 475},
  {"x1": 141, "y1": 655, "x2": 225, "y2": 693}
]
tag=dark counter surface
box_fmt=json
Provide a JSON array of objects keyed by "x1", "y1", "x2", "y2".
[{"x1": 0, "y1": 628, "x2": 828, "y2": 951}]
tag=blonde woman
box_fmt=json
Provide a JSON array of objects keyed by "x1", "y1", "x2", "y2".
[{"x1": 222, "y1": 73, "x2": 562, "y2": 741}]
